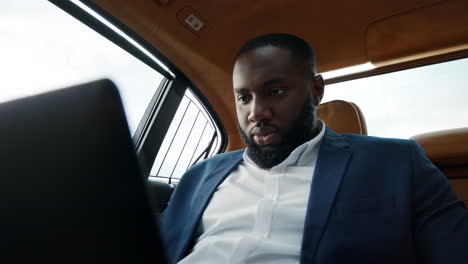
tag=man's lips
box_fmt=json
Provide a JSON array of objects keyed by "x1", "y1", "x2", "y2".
[
  {"x1": 253, "y1": 132, "x2": 279, "y2": 145},
  {"x1": 251, "y1": 126, "x2": 280, "y2": 146}
]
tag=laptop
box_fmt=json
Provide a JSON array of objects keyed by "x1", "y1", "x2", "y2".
[{"x1": 0, "y1": 79, "x2": 167, "y2": 263}]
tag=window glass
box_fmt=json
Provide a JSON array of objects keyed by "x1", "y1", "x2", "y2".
[
  {"x1": 322, "y1": 58, "x2": 468, "y2": 139},
  {"x1": 150, "y1": 89, "x2": 222, "y2": 183},
  {"x1": 0, "y1": 0, "x2": 165, "y2": 135}
]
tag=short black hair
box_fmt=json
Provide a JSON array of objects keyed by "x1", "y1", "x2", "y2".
[{"x1": 235, "y1": 33, "x2": 317, "y2": 74}]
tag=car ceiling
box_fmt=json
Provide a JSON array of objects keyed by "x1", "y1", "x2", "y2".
[{"x1": 92, "y1": 0, "x2": 468, "y2": 150}]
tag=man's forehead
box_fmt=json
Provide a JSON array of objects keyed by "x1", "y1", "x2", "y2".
[
  {"x1": 233, "y1": 46, "x2": 295, "y2": 89},
  {"x1": 234, "y1": 46, "x2": 293, "y2": 70},
  {"x1": 234, "y1": 78, "x2": 285, "y2": 93}
]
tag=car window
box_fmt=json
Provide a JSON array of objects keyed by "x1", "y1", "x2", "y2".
[
  {"x1": 2, "y1": 0, "x2": 226, "y2": 182},
  {"x1": 322, "y1": 57, "x2": 468, "y2": 139},
  {"x1": 150, "y1": 89, "x2": 223, "y2": 183},
  {"x1": 0, "y1": 0, "x2": 164, "y2": 135}
]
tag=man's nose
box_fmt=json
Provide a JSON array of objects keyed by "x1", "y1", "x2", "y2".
[{"x1": 248, "y1": 98, "x2": 272, "y2": 123}]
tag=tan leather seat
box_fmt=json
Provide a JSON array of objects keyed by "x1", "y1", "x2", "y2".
[
  {"x1": 317, "y1": 100, "x2": 367, "y2": 135},
  {"x1": 411, "y1": 128, "x2": 468, "y2": 207}
]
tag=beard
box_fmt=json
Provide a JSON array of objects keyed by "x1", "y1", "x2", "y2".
[{"x1": 238, "y1": 95, "x2": 319, "y2": 169}]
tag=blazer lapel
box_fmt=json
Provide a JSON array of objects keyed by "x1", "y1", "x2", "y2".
[
  {"x1": 176, "y1": 151, "x2": 244, "y2": 261},
  {"x1": 300, "y1": 129, "x2": 352, "y2": 264},
  {"x1": 192, "y1": 154, "x2": 244, "y2": 215}
]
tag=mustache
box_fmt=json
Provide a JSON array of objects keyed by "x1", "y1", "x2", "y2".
[{"x1": 250, "y1": 123, "x2": 279, "y2": 136}]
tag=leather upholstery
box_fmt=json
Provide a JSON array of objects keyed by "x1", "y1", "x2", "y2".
[
  {"x1": 411, "y1": 128, "x2": 468, "y2": 169},
  {"x1": 411, "y1": 127, "x2": 468, "y2": 206},
  {"x1": 317, "y1": 100, "x2": 368, "y2": 135}
]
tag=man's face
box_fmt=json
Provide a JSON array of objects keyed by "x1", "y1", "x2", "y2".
[{"x1": 233, "y1": 46, "x2": 324, "y2": 168}]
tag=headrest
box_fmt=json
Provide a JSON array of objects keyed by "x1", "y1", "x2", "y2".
[
  {"x1": 411, "y1": 127, "x2": 468, "y2": 168},
  {"x1": 317, "y1": 100, "x2": 367, "y2": 135}
]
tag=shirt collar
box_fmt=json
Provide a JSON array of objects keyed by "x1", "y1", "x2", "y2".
[{"x1": 243, "y1": 121, "x2": 327, "y2": 170}]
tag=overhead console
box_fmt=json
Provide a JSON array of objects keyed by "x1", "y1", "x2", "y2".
[{"x1": 366, "y1": 0, "x2": 468, "y2": 66}]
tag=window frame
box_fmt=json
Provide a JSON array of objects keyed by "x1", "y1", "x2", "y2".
[
  {"x1": 50, "y1": 0, "x2": 227, "y2": 178},
  {"x1": 147, "y1": 87, "x2": 224, "y2": 183},
  {"x1": 322, "y1": 56, "x2": 468, "y2": 139},
  {"x1": 324, "y1": 51, "x2": 468, "y2": 85},
  {"x1": 137, "y1": 75, "x2": 227, "y2": 179}
]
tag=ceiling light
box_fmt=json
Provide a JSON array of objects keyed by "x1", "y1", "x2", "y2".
[
  {"x1": 69, "y1": 0, "x2": 174, "y2": 77},
  {"x1": 320, "y1": 62, "x2": 376, "y2": 79}
]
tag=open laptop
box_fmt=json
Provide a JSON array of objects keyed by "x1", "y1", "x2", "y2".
[{"x1": 0, "y1": 80, "x2": 167, "y2": 263}]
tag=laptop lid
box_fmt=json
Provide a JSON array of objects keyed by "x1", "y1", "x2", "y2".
[{"x1": 0, "y1": 79, "x2": 167, "y2": 263}]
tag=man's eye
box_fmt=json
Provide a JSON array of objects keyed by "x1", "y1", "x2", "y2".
[
  {"x1": 271, "y1": 88, "x2": 285, "y2": 96},
  {"x1": 237, "y1": 95, "x2": 250, "y2": 104}
]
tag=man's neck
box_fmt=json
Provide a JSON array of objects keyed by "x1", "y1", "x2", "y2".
[{"x1": 306, "y1": 119, "x2": 323, "y2": 142}]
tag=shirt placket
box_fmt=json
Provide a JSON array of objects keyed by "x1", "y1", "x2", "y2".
[
  {"x1": 230, "y1": 168, "x2": 282, "y2": 264},
  {"x1": 255, "y1": 167, "x2": 280, "y2": 238}
]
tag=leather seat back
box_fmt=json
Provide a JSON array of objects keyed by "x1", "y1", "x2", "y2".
[
  {"x1": 317, "y1": 100, "x2": 368, "y2": 135},
  {"x1": 411, "y1": 128, "x2": 468, "y2": 206}
]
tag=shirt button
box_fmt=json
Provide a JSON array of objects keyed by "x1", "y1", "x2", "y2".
[{"x1": 270, "y1": 168, "x2": 281, "y2": 174}]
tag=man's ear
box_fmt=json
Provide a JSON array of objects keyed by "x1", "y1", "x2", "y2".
[{"x1": 312, "y1": 74, "x2": 324, "y2": 106}]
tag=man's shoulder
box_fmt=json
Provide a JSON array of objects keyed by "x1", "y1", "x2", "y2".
[
  {"x1": 170, "y1": 149, "x2": 245, "y2": 202},
  {"x1": 197, "y1": 149, "x2": 245, "y2": 165},
  {"x1": 327, "y1": 132, "x2": 429, "y2": 173},
  {"x1": 208, "y1": 148, "x2": 245, "y2": 161},
  {"x1": 342, "y1": 133, "x2": 410, "y2": 145},
  {"x1": 337, "y1": 133, "x2": 416, "y2": 154},
  {"x1": 181, "y1": 149, "x2": 245, "y2": 179}
]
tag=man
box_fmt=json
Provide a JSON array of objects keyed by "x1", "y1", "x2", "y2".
[{"x1": 160, "y1": 34, "x2": 467, "y2": 263}]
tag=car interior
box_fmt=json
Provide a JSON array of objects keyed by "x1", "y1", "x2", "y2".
[
  {"x1": 3, "y1": 0, "x2": 468, "y2": 255},
  {"x1": 70, "y1": 0, "x2": 467, "y2": 210}
]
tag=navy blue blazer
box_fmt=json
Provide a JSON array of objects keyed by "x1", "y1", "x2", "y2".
[{"x1": 160, "y1": 128, "x2": 468, "y2": 263}]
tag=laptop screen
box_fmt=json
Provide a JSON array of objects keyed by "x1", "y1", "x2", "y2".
[{"x1": 0, "y1": 79, "x2": 167, "y2": 263}]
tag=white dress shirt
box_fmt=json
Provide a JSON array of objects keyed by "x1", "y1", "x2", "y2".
[{"x1": 179, "y1": 122, "x2": 326, "y2": 264}]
